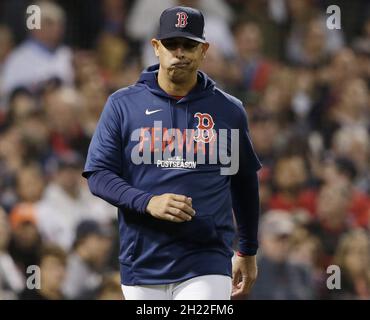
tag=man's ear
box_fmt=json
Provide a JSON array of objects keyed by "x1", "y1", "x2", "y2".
[
  {"x1": 151, "y1": 39, "x2": 160, "y2": 57},
  {"x1": 201, "y1": 42, "x2": 210, "y2": 58}
]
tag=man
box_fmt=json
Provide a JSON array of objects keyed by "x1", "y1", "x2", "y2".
[
  {"x1": 83, "y1": 6, "x2": 261, "y2": 300},
  {"x1": 19, "y1": 245, "x2": 67, "y2": 300},
  {"x1": 248, "y1": 210, "x2": 315, "y2": 300},
  {"x1": 1, "y1": 1, "x2": 73, "y2": 98},
  {"x1": 63, "y1": 220, "x2": 112, "y2": 300}
]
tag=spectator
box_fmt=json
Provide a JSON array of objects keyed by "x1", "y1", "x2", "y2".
[
  {"x1": 4, "y1": 88, "x2": 37, "y2": 127},
  {"x1": 8, "y1": 203, "x2": 42, "y2": 276},
  {"x1": 269, "y1": 153, "x2": 316, "y2": 217},
  {"x1": 19, "y1": 244, "x2": 67, "y2": 300},
  {"x1": 36, "y1": 154, "x2": 115, "y2": 250},
  {"x1": 63, "y1": 220, "x2": 113, "y2": 299},
  {"x1": 232, "y1": 22, "x2": 276, "y2": 94},
  {"x1": 321, "y1": 157, "x2": 370, "y2": 227},
  {"x1": 0, "y1": 206, "x2": 25, "y2": 299},
  {"x1": 43, "y1": 86, "x2": 90, "y2": 158},
  {"x1": 1, "y1": 1, "x2": 74, "y2": 99},
  {"x1": 332, "y1": 126, "x2": 370, "y2": 194},
  {"x1": 0, "y1": 25, "x2": 14, "y2": 71},
  {"x1": 332, "y1": 229, "x2": 370, "y2": 300},
  {"x1": 0, "y1": 25, "x2": 14, "y2": 110},
  {"x1": 248, "y1": 210, "x2": 315, "y2": 299},
  {"x1": 308, "y1": 183, "x2": 352, "y2": 268}
]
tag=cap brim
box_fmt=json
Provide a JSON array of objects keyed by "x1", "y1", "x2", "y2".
[{"x1": 157, "y1": 31, "x2": 206, "y2": 43}]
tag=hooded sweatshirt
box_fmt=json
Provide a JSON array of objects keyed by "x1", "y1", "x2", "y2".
[{"x1": 83, "y1": 64, "x2": 262, "y2": 285}]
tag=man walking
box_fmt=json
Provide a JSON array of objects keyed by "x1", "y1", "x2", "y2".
[{"x1": 83, "y1": 6, "x2": 261, "y2": 300}]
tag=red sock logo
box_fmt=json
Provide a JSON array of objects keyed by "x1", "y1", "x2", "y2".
[{"x1": 175, "y1": 12, "x2": 188, "y2": 28}]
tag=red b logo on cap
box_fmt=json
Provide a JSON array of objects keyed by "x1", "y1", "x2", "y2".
[{"x1": 175, "y1": 12, "x2": 188, "y2": 28}]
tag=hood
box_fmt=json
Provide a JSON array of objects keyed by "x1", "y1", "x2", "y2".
[{"x1": 137, "y1": 64, "x2": 215, "y2": 102}]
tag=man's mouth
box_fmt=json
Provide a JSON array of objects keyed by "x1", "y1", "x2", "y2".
[{"x1": 171, "y1": 62, "x2": 190, "y2": 68}]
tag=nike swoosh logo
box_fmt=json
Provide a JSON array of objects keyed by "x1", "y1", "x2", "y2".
[{"x1": 145, "y1": 109, "x2": 162, "y2": 115}]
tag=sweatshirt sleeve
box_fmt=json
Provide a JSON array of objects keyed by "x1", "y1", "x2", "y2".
[
  {"x1": 87, "y1": 169, "x2": 153, "y2": 214},
  {"x1": 230, "y1": 104, "x2": 262, "y2": 256},
  {"x1": 82, "y1": 96, "x2": 153, "y2": 214}
]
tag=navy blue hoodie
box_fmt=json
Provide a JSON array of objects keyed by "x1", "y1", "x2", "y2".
[{"x1": 83, "y1": 64, "x2": 261, "y2": 285}]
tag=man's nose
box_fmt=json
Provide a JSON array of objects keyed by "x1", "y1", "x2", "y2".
[{"x1": 174, "y1": 46, "x2": 185, "y2": 57}]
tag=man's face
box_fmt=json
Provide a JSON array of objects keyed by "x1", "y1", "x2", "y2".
[
  {"x1": 40, "y1": 255, "x2": 66, "y2": 291},
  {"x1": 152, "y1": 37, "x2": 209, "y2": 83}
]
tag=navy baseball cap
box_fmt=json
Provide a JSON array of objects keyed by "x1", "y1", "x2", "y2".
[{"x1": 157, "y1": 6, "x2": 206, "y2": 43}]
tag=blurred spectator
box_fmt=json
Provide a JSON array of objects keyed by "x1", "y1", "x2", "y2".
[
  {"x1": 258, "y1": 67, "x2": 295, "y2": 125},
  {"x1": 1, "y1": 1, "x2": 74, "y2": 99},
  {"x1": 288, "y1": 225, "x2": 326, "y2": 297},
  {"x1": 44, "y1": 86, "x2": 90, "y2": 158},
  {"x1": 63, "y1": 220, "x2": 113, "y2": 299},
  {"x1": 248, "y1": 210, "x2": 315, "y2": 299},
  {"x1": 0, "y1": 25, "x2": 14, "y2": 110},
  {"x1": 332, "y1": 229, "x2": 370, "y2": 300},
  {"x1": 332, "y1": 126, "x2": 370, "y2": 193},
  {"x1": 321, "y1": 157, "x2": 370, "y2": 227},
  {"x1": 290, "y1": 68, "x2": 316, "y2": 135},
  {"x1": 4, "y1": 88, "x2": 37, "y2": 127},
  {"x1": 289, "y1": 226, "x2": 323, "y2": 270},
  {"x1": 36, "y1": 154, "x2": 115, "y2": 250},
  {"x1": 329, "y1": 78, "x2": 369, "y2": 129},
  {"x1": 95, "y1": 272, "x2": 124, "y2": 300},
  {"x1": 95, "y1": 32, "x2": 143, "y2": 92},
  {"x1": 8, "y1": 203, "x2": 42, "y2": 276},
  {"x1": 19, "y1": 112, "x2": 52, "y2": 166},
  {"x1": 311, "y1": 48, "x2": 360, "y2": 144},
  {"x1": 15, "y1": 163, "x2": 45, "y2": 203},
  {"x1": 352, "y1": 17, "x2": 370, "y2": 56},
  {"x1": 0, "y1": 25, "x2": 14, "y2": 69},
  {"x1": 96, "y1": 32, "x2": 128, "y2": 80},
  {"x1": 285, "y1": 0, "x2": 344, "y2": 66},
  {"x1": 269, "y1": 153, "x2": 316, "y2": 217},
  {"x1": 0, "y1": 127, "x2": 25, "y2": 211},
  {"x1": 249, "y1": 110, "x2": 280, "y2": 167},
  {"x1": 308, "y1": 183, "x2": 352, "y2": 268},
  {"x1": 232, "y1": 22, "x2": 276, "y2": 95},
  {"x1": 236, "y1": 0, "x2": 286, "y2": 60},
  {"x1": 0, "y1": 206, "x2": 25, "y2": 299},
  {"x1": 19, "y1": 244, "x2": 67, "y2": 300},
  {"x1": 199, "y1": 45, "x2": 229, "y2": 89}
]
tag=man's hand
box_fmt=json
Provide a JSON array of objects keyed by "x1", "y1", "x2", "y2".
[
  {"x1": 231, "y1": 254, "x2": 258, "y2": 299},
  {"x1": 146, "y1": 193, "x2": 195, "y2": 222}
]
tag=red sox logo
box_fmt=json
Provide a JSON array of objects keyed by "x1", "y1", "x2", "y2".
[
  {"x1": 175, "y1": 12, "x2": 188, "y2": 28},
  {"x1": 194, "y1": 112, "x2": 215, "y2": 143}
]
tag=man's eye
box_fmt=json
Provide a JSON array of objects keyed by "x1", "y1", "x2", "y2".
[
  {"x1": 162, "y1": 41, "x2": 178, "y2": 49},
  {"x1": 183, "y1": 42, "x2": 198, "y2": 49}
]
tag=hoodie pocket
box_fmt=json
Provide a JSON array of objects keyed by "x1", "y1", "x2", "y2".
[{"x1": 130, "y1": 214, "x2": 220, "y2": 265}]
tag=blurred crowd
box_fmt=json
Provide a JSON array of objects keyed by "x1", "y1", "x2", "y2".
[{"x1": 0, "y1": 0, "x2": 369, "y2": 300}]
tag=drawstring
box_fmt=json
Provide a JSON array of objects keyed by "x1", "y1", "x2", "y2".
[
  {"x1": 168, "y1": 99, "x2": 174, "y2": 130},
  {"x1": 186, "y1": 104, "x2": 189, "y2": 129}
]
